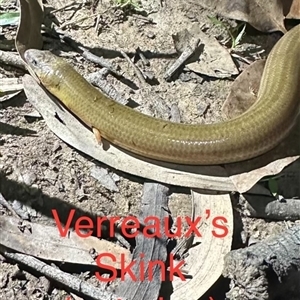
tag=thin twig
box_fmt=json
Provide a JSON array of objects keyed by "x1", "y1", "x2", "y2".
[
  {"x1": 79, "y1": 46, "x2": 121, "y2": 76},
  {"x1": 231, "y1": 52, "x2": 252, "y2": 65},
  {"x1": 0, "y1": 50, "x2": 26, "y2": 70},
  {"x1": 51, "y1": 1, "x2": 79, "y2": 13},
  {"x1": 120, "y1": 50, "x2": 147, "y2": 86},
  {"x1": 85, "y1": 70, "x2": 128, "y2": 105},
  {"x1": 1, "y1": 251, "x2": 127, "y2": 300},
  {"x1": 164, "y1": 38, "x2": 200, "y2": 81},
  {"x1": 0, "y1": 193, "x2": 21, "y2": 219},
  {"x1": 136, "y1": 47, "x2": 150, "y2": 66},
  {"x1": 60, "y1": 12, "x2": 100, "y2": 30}
]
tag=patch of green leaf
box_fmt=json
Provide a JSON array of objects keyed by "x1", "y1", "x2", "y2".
[
  {"x1": 267, "y1": 177, "x2": 278, "y2": 197},
  {"x1": 0, "y1": 11, "x2": 20, "y2": 26},
  {"x1": 208, "y1": 16, "x2": 246, "y2": 49},
  {"x1": 260, "y1": 174, "x2": 283, "y2": 198},
  {"x1": 114, "y1": 0, "x2": 142, "y2": 11}
]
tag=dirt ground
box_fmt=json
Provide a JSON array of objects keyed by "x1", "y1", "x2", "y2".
[{"x1": 1, "y1": 0, "x2": 299, "y2": 299}]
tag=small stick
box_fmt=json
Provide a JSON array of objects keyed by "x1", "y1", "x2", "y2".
[
  {"x1": 0, "y1": 50, "x2": 26, "y2": 70},
  {"x1": 1, "y1": 251, "x2": 127, "y2": 300},
  {"x1": 242, "y1": 194, "x2": 300, "y2": 221},
  {"x1": 51, "y1": 1, "x2": 79, "y2": 13},
  {"x1": 164, "y1": 38, "x2": 200, "y2": 81},
  {"x1": 120, "y1": 50, "x2": 147, "y2": 87},
  {"x1": 95, "y1": 14, "x2": 101, "y2": 33},
  {"x1": 231, "y1": 53, "x2": 252, "y2": 65},
  {"x1": 79, "y1": 46, "x2": 120, "y2": 76},
  {"x1": 0, "y1": 193, "x2": 21, "y2": 220},
  {"x1": 52, "y1": 30, "x2": 121, "y2": 78},
  {"x1": 60, "y1": 12, "x2": 100, "y2": 30},
  {"x1": 136, "y1": 47, "x2": 150, "y2": 66},
  {"x1": 85, "y1": 70, "x2": 128, "y2": 105}
]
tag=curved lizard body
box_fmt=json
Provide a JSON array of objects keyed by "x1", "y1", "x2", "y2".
[{"x1": 24, "y1": 25, "x2": 300, "y2": 165}]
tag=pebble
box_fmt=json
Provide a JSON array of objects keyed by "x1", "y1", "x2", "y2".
[
  {"x1": 18, "y1": 171, "x2": 36, "y2": 186},
  {"x1": 147, "y1": 31, "x2": 156, "y2": 39},
  {"x1": 90, "y1": 165, "x2": 119, "y2": 192}
]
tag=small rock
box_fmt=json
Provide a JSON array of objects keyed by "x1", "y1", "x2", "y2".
[
  {"x1": 111, "y1": 173, "x2": 120, "y2": 183},
  {"x1": 23, "y1": 111, "x2": 42, "y2": 123},
  {"x1": 147, "y1": 31, "x2": 156, "y2": 39},
  {"x1": 90, "y1": 166, "x2": 119, "y2": 192},
  {"x1": 170, "y1": 103, "x2": 181, "y2": 123},
  {"x1": 38, "y1": 276, "x2": 51, "y2": 294},
  {"x1": 179, "y1": 72, "x2": 192, "y2": 82},
  {"x1": 185, "y1": 11, "x2": 197, "y2": 22},
  {"x1": 58, "y1": 181, "x2": 65, "y2": 193},
  {"x1": 11, "y1": 200, "x2": 30, "y2": 220},
  {"x1": 143, "y1": 71, "x2": 155, "y2": 81},
  {"x1": 43, "y1": 169, "x2": 57, "y2": 185},
  {"x1": 18, "y1": 171, "x2": 36, "y2": 186},
  {"x1": 197, "y1": 102, "x2": 209, "y2": 116},
  {"x1": 29, "y1": 183, "x2": 40, "y2": 196},
  {"x1": 52, "y1": 142, "x2": 62, "y2": 153}
]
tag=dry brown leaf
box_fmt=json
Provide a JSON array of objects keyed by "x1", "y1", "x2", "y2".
[
  {"x1": 221, "y1": 56, "x2": 300, "y2": 192},
  {"x1": 16, "y1": 0, "x2": 44, "y2": 84},
  {"x1": 222, "y1": 60, "x2": 266, "y2": 119},
  {"x1": 188, "y1": 0, "x2": 287, "y2": 32},
  {"x1": 285, "y1": 0, "x2": 300, "y2": 19},
  {"x1": 0, "y1": 215, "x2": 131, "y2": 268},
  {"x1": 185, "y1": 25, "x2": 238, "y2": 78},
  {"x1": 224, "y1": 114, "x2": 300, "y2": 193},
  {"x1": 227, "y1": 155, "x2": 299, "y2": 194}
]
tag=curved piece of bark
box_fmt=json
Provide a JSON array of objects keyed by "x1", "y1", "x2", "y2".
[{"x1": 171, "y1": 192, "x2": 233, "y2": 299}]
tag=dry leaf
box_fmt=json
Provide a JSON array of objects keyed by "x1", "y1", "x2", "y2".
[
  {"x1": 188, "y1": 0, "x2": 287, "y2": 32},
  {"x1": 185, "y1": 25, "x2": 239, "y2": 78},
  {"x1": 227, "y1": 156, "x2": 299, "y2": 193},
  {"x1": 285, "y1": 0, "x2": 300, "y2": 19},
  {"x1": 221, "y1": 54, "x2": 300, "y2": 192},
  {"x1": 222, "y1": 60, "x2": 266, "y2": 119}
]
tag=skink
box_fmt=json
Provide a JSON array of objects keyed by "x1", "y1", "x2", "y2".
[{"x1": 24, "y1": 25, "x2": 300, "y2": 165}]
